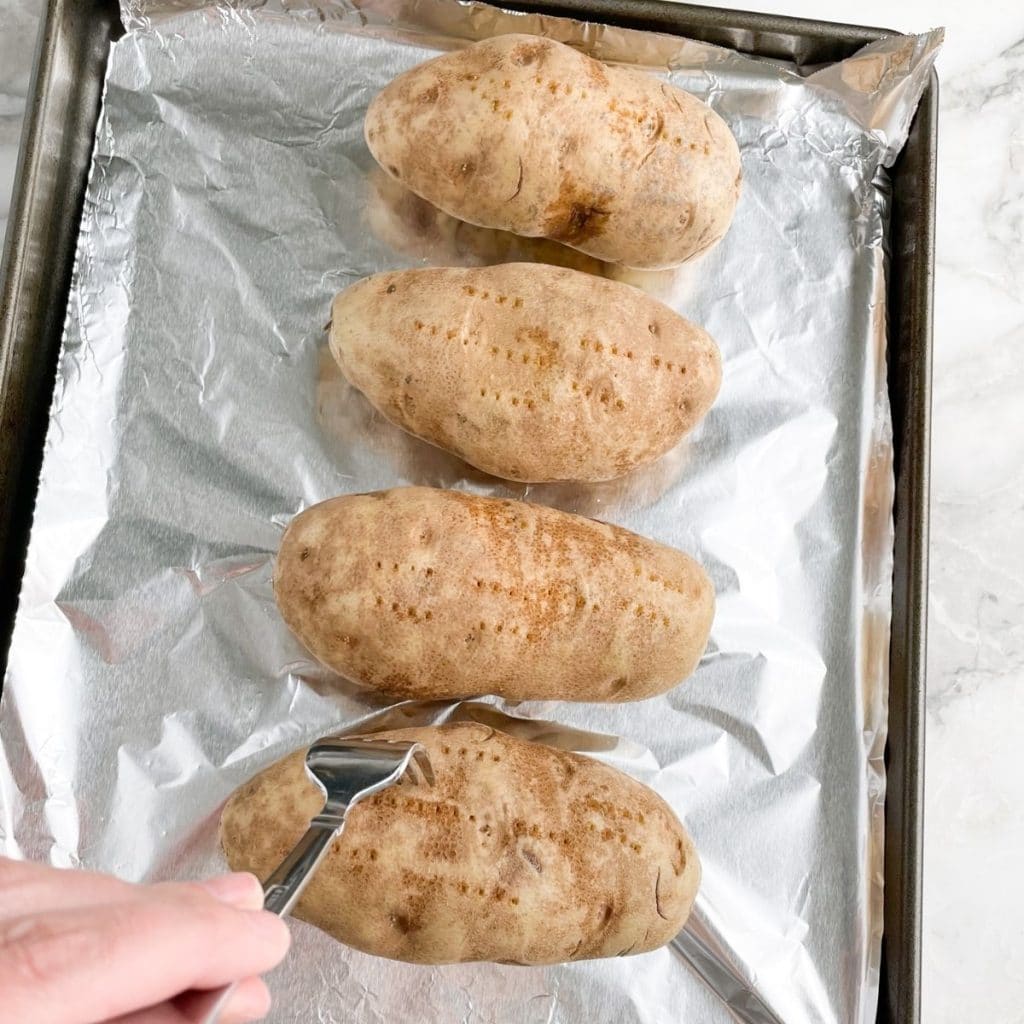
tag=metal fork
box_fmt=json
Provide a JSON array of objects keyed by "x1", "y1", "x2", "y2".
[{"x1": 200, "y1": 736, "x2": 433, "y2": 1024}]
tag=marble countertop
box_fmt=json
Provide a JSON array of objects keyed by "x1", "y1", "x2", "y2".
[{"x1": 1, "y1": 1, "x2": 1020, "y2": 1022}]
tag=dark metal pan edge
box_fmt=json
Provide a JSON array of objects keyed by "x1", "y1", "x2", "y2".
[
  {"x1": 0, "y1": 0, "x2": 124, "y2": 673},
  {"x1": 878, "y1": 67, "x2": 937, "y2": 1024},
  {"x1": 491, "y1": 0, "x2": 897, "y2": 63}
]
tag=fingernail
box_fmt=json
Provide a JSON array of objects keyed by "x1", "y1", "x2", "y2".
[{"x1": 200, "y1": 871, "x2": 264, "y2": 909}]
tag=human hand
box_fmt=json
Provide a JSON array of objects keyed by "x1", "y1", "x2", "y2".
[{"x1": 0, "y1": 856, "x2": 290, "y2": 1024}]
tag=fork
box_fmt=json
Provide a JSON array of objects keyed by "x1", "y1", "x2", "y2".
[{"x1": 200, "y1": 736, "x2": 433, "y2": 1024}]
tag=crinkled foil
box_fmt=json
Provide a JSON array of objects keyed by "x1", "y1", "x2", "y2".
[{"x1": 0, "y1": 3, "x2": 940, "y2": 1022}]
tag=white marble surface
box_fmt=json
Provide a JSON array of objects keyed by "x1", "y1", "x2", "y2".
[{"x1": 0, "y1": 2, "x2": 1021, "y2": 1022}]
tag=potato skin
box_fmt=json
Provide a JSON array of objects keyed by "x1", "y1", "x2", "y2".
[
  {"x1": 330, "y1": 264, "x2": 721, "y2": 483},
  {"x1": 221, "y1": 723, "x2": 699, "y2": 964},
  {"x1": 274, "y1": 487, "x2": 714, "y2": 702},
  {"x1": 365, "y1": 34, "x2": 741, "y2": 269}
]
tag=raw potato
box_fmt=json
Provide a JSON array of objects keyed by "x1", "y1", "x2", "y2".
[
  {"x1": 221, "y1": 723, "x2": 700, "y2": 964},
  {"x1": 274, "y1": 487, "x2": 715, "y2": 702},
  {"x1": 365, "y1": 33, "x2": 742, "y2": 269},
  {"x1": 330, "y1": 263, "x2": 721, "y2": 483}
]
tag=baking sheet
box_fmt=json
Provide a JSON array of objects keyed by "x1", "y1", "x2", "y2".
[{"x1": 0, "y1": 3, "x2": 940, "y2": 1022}]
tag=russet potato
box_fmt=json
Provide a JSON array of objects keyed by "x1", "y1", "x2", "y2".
[
  {"x1": 365, "y1": 34, "x2": 742, "y2": 269},
  {"x1": 274, "y1": 487, "x2": 714, "y2": 702},
  {"x1": 330, "y1": 263, "x2": 721, "y2": 483},
  {"x1": 221, "y1": 723, "x2": 700, "y2": 964}
]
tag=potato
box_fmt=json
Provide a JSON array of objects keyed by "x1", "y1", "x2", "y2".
[
  {"x1": 365, "y1": 34, "x2": 742, "y2": 269},
  {"x1": 329, "y1": 263, "x2": 721, "y2": 483},
  {"x1": 221, "y1": 723, "x2": 700, "y2": 964},
  {"x1": 274, "y1": 487, "x2": 714, "y2": 702}
]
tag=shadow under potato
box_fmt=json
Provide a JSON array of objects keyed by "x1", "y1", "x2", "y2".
[
  {"x1": 333, "y1": 699, "x2": 629, "y2": 755},
  {"x1": 364, "y1": 169, "x2": 702, "y2": 303},
  {"x1": 315, "y1": 346, "x2": 693, "y2": 519}
]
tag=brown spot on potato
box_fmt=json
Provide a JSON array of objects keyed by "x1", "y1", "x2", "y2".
[
  {"x1": 511, "y1": 40, "x2": 548, "y2": 66},
  {"x1": 546, "y1": 192, "x2": 612, "y2": 245},
  {"x1": 586, "y1": 57, "x2": 609, "y2": 86}
]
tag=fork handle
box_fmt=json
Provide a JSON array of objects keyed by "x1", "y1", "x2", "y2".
[
  {"x1": 263, "y1": 817, "x2": 342, "y2": 916},
  {"x1": 199, "y1": 820, "x2": 343, "y2": 1024}
]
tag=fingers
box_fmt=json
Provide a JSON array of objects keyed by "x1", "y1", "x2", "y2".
[
  {"x1": 0, "y1": 857, "x2": 264, "y2": 919},
  {"x1": 0, "y1": 879, "x2": 289, "y2": 1024},
  {"x1": 108, "y1": 977, "x2": 272, "y2": 1024},
  {"x1": 174, "y1": 977, "x2": 273, "y2": 1024},
  {"x1": 180, "y1": 872, "x2": 267, "y2": 912},
  {"x1": 217, "y1": 977, "x2": 273, "y2": 1024},
  {"x1": 0, "y1": 857, "x2": 138, "y2": 918}
]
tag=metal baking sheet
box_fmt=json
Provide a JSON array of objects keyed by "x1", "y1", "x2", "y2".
[{"x1": 0, "y1": 2, "x2": 939, "y2": 1022}]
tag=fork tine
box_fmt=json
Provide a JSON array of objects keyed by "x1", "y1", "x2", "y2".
[{"x1": 405, "y1": 747, "x2": 434, "y2": 787}]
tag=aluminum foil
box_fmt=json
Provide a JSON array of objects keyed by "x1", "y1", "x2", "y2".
[{"x1": 0, "y1": 3, "x2": 940, "y2": 1022}]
